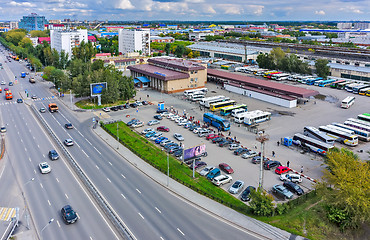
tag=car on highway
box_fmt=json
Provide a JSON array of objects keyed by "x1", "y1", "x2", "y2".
[
  {"x1": 280, "y1": 173, "x2": 303, "y2": 183},
  {"x1": 141, "y1": 128, "x2": 154, "y2": 135},
  {"x1": 39, "y1": 107, "x2": 46, "y2": 113},
  {"x1": 102, "y1": 107, "x2": 110, "y2": 112},
  {"x1": 264, "y1": 160, "x2": 281, "y2": 170},
  {"x1": 206, "y1": 134, "x2": 219, "y2": 140},
  {"x1": 241, "y1": 186, "x2": 256, "y2": 202},
  {"x1": 1, "y1": 81, "x2": 5, "y2": 85},
  {"x1": 148, "y1": 120, "x2": 160, "y2": 126},
  {"x1": 0, "y1": 126, "x2": 6, "y2": 133},
  {"x1": 229, "y1": 180, "x2": 244, "y2": 194},
  {"x1": 61, "y1": 205, "x2": 78, "y2": 224},
  {"x1": 241, "y1": 150, "x2": 258, "y2": 159},
  {"x1": 219, "y1": 163, "x2": 234, "y2": 174},
  {"x1": 155, "y1": 137, "x2": 168, "y2": 144},
  {"x1": 233, "y1": 147, "x2": 248, "y2": 156},
  {"x1": 4, "y1": 87, "x2": 9, "y2": 91},
  {"x1": 132, "y1": 121, "x2": 144, "y2": 128},
  {"x1": 64, "y1": 139, "x2": 74, "y2": 146},
  {"x1": 174, "y1": 133, "x2": 184, "y2": 141},
  {"x1": 153, "y1": 115, "x2": 163, "y2": 120},
  {"x1": 31, "y1": 95, "x2": 37, "y2": 99},
  {"x1": 157, "y1": 126, "x2": 170, "y2": 132},
  {"x1": 283, "y1": 181, "x2": 304, "y2": 195},
  {"x1": 199, "y1": 166, "x2": 215, "y2": 176},
  {"x1": 48, "y1": 150, "x2": 59, "y2": 160},
  {"x1": 39, "y1": 162, "x2": 51, "y2": 174},
  {"x1": 212, "y1": 175, "x2": 233, "y2": 186},
  {"x1": 65, "y1": 123, "x2": 73, "y2": 129},
  {"x1": 275, "y1": 166, "x2": 291, "y2": 175},
  {"x1": 8, "y1": 81, "x2": 13, "y2": 86},
  {"x1": 206, "y1": 168, "x2": 221, "y2": 180},
  {"x1": 17, "y1": 98, "x2": 23, "y2": 103},
  {"x1": 272, "y1": 184, "x2": 293, "y2": 199}
]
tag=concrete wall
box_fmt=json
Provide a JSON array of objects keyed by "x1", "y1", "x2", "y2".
[{"x1": 224, "y1": 84, "x2": 297, "y2": 108}]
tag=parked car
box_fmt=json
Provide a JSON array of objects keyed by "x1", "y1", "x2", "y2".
[
  {"x1": 141, "y1": 128, "x2": 154, "y2": 135},
  {"x1": 241, "y1": 186, "x2": 256, "y2": 202},
  {"x1": 157, "y1": 126, "x2": 170, "y2": 132},
  {"x1": 212, "y1": 175, "x2": 233, "y2": 186},
  {"x1": 219, "y1": 163, "x2": 234, "y2": 174},
  {"x1": 275, "y1": 166, "x2": 291, "y2": 175},
  {"x1": 218, "y1": 139, "x2": 233, "y2": 147},
  {"x1": 156, "y1": 109, "x2": 168, "y2": 114},
  {"x1": 212, "y1": 137, "x2": 224, "y2": 144},
  {"x1": 160, "y1": 139, "x2": 173, "y2": 147},
  {"x1": 192, "y1": 127, "x2": 203, "y2": 134},
  {"x1": 251, "y1": 156, "x2": 269, "y2": 164},
  {"x1": 135, "y1": 101, "x2": 143, "y2": 106},
  {"x1": 153, "y1": 115, "x2": 163, "y2": 120},
  {"x1": 264, "y1": 160, "x2": 281, "y2": 170},
  {"x1": 155, "y1": 137, "x2": 168, "y2": 144},
  {"x1": 169, "y1": 146, "x2": 183, "y2": 154},
  {"x1": 150, "y1": 133, "x2": 162, "y2": 140},
  {"x1": 206, "y1": 168, "x2": 221, "y2": 180},
  {"x1": 39, "y1": 162, "x2": 51, "y2": 174},
  {"x1": 117, "y1": 105, "x2": 124, "y2": 110},
  {"x1": 61, "y1": 205, "x2": 78, "y2": 224},
  {"x1": 228, "y1": 144, "x2": 240, "y2": 150},
  {"x1": 183, "y1": 123, "x2": 192, "y2": 129},
  {"x1": 280, "y1": 173, "x2": 302, "y2": 183},
  {"x1": 189, "y1": 161, "x2": 207, "y2": 169},
  {"x1": 102, "y1": 107, "x2": 110, "y2": 112},
  {"x1": 174, "y1": 133, "x2": 184, "y2": 141},
  {"x1": 127, "y1": 119, "x2": 139, "y2": 126},
  {"x1": 229, "y1": 180, "x2": 244, "y2": 194},
  {"x1": 132, "y1": 121, "x2": 144, "y2": 128},
  {"x1": 130, "y1": 103, "x2": 138, "y2": 108},
  {"x1": 167, "y1": 113, "x2": 174, "y2": 119},
  {"x1": 175, "y1": 117, "x2": 184, "y2": 123},
  {"x1": 283, "y1": 181, "x2": 304, "y2": 195},
  {"x1": 142, "y1": 100, "x2": 149, "y2": 105},
  {"x1": 199, "y1": 166, "x2": 215, "y2": 176},
  {"x1": 145, "y1": 131, "x2": 157, "y2": 138},
  {"x1": 110, "y1": 106, "x2": 119, "y2": 111},
  {"x1": 234, "y1": 147, "x2": 248, "y2": 155},
  {"x1": 64, "y1": 139, "x2": 74, "y2": 146},
  {"x1": 173, "y1": 150, "x2": 183, "y2": 158},
  {"x1": 272, "y1": 184, "x2": 293, "y2": 199},
  {"x1": 178, "y1": 119, "x2": 190, "y2": 126},
  {"x1": 206, "y1": 134, "x2": 219, "y2": 140},
  {"x1": 242, "y1": 150, "x2": 258, "y2": 159},
  {"x1": 148, "y1": 120, "x2": 160, "y2": 126},
  {"x1": 197, "y1": 129, "x2": 210, "y2": 137}
]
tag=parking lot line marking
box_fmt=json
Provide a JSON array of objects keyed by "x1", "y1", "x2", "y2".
[
  {"x1": 96, "y1": 165, "x2": 99, "y2": 170},
  {"x1": 107, "y1": 178, "x2": 111, "y2": 183},
  {"x1": 138, "y1": 212, "x2": 144, "y2": 219},
  {"x1": 81, "y1": 149, "x2": 89, "y2": 157},
  {"x1": 108, "y1": 162, "x2": 112, "y2": 166},
  {"x1": 121, "y1": 193, "x2": 126, "y2": 199},
  {"x1": 94, "y1": 147, "x2": 101, "y2": 155},
  {"x1": 136, "y1": 189, "x2": 141, "y2": 194},
  {"x1": 155, "y1": 207, "x2": 161, "y2": 214},
  {"x1": 40, "y1": 183, "x2": 43, "y2": 189},
  {"x1": 56, "y1": 178, "x2": 59, "y2": 183},
  {"x1": 65, "y1": 193, "x2": 69, "y2": 199},
  {"x1": 177, "y1": 228, "x2": 185, "y2": 236},
  {"x1": 57, "y1": 220, "x2": 60, "y2": 227},
  {"x1": 42, "y1": 154, "x2": 45, "y2": 158},
  {"x1": 121, "y1": 174, "x2": 126, "y2": 179},
  {"x1": 47, "y1": 200, "x2": 51, "y2": 206}
]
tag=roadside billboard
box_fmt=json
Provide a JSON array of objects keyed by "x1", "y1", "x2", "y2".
[
  {"x1": 183, "y1": 144, "x2": 206, "y2": 161},
  {"x1": 90, "y1": 82, "x2": 107, "y2": 96}
]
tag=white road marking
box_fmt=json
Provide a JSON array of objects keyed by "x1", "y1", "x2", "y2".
[
  {"x1": 33, "y1": 136, "x2": 35, "y2": 140},
  {"x1": 28, "y1": 157, "x2": 31, "y2": 162},
  {"x1": 34, "y1": 170, "x2": 36, "y2": 174},
  {"x1": 82, "y1": 149, "x2": 89, "y2": 157},
  {"x1": 78, "y1": 131, "x2": 84, "y2": 137},
  {"x1": 56, "y1": 178, "x2": 59, "y2": 183},
  {"x1": 108, "y1": 162, "x2": 112, "y2": 166},
  {"x1": 107, "y1": 178, "x2": 111, "y2": 183},
  {"x1": 96, "y1": 165, "x2": 99, "y2": 170},
  {"x1": 37, "y1": 145, "x2": 40, "y2": 148},
  {"x1": 121, "y1": 193, "x2": 126, "y2": 199},
  {"x1": 40, "y1": 183, "x2": 44, "y2": 188},
  {"x1": 76, "y1": 213, "x2": 80, "y2": 219},
  {"x1": 17, "y1": 131, "x2": 19, "y2": 135},
  {"x1": 121, "y1": 174, "x2": 126, "y2": 179},
  {"x1": 75, "y1": 141, "x2": 81, "y2": 148},
  {"x1": 57, "y1": 220, "x2": 60, "y2": 227},
  {"x1": 136, "y1": 189, "x2": 141, "y2": 194},
  {"x1": 65, "y1": 193, "x2": 69, "y2": 199},
  {"x1": 42, "y1": 154, "x2": 45, "y2": 158},
  {"x1": 67, "y1": 133, "x2": 72, "y2": 138},
  {"x1": 94, "y1": 147, "x2": 101, "y2": 155},
  {"x1": 24, "y1": 148, "x2": 27, "y2": 152},
  {"x1": 47, "y1": 200, "x2": 51, "y2": 206},
  {"x1": 85, "y1": 138, "x2": 92, "y2": 145},
  {"x1": 20, "y1": 139, "x2": 23, "y2": 143},
  {"x1": 90, "y1": 237, "x2": 93, "y2": 240},
  {"x1": 177, "y1": 228, "x2": 185, "y2": 236},
  {"x1": 25, "y1": 122, "x2": 27, "y2": 126},
  {"x1": 155, "y1": 207, "x2": 161, "y2": 214},
  {"x1": 160, "y1": 237, "x2": 164, "y2": 240},
  {"x1": 29, "y1": 129, "x2": 31, "y2": 133},
  {"x1": 138, "y1": 213, "x2": 144, "y2": 219}
]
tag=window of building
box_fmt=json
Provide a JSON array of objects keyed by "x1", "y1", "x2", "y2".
[
  {"x1": 195, "y1": 78, "x2": 198, "y2": 82},
  {"x1": 190, "y1": 78, "x2": 194, "y2": 82}
]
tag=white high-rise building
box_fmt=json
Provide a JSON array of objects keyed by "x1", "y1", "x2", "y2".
[
  {"x1": 118, "y1": 29, "x2": 150, "y2": 56},
  {"x1": 50, "y1": 29, "x2": 88, "y2": 59},
  {"x1": 337, "y1": 22, "x2": 352, "y2": 30},
  {"x1": 354, "y1": 22, "x2": 370, "y2": 30}
]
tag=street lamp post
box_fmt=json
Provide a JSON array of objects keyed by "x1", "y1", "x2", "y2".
[
  {"x1": 40, "y1": 218, "x2": 54, "y2": 239},
  {"x1": 117, "y1": 123, "x2": 119, "y2": 149},
  {"x1": 167, "y1": 152, "x2": 169, "y2": 187}
]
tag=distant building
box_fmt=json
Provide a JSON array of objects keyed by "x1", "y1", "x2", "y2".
[
  {"x1": 118, "y1": 29, "x2": 150, "y2": 56},
  {"x1": 44, "y1": 24, "x2": 65, "y2": 30},
  {"x1": 189, "y1": 30, "x2": 214, "y2": 41},
  {"x1": 354, "y1": 22, "x2": 370, "y2": 30},
  {"x1": 337, "y1": 22, "x2": 352, "y2": 30},
  {"x1": 38, "y1": 37, "x2": 51, "y2": 45},
  {"x1": 49, "y1": 20, "x2": 61, "y2": 24},
  {"x1": 9, "y1": 22, "x2": 18, "y2": 30},
  {"x1": 150, "y1": 36, "x2": 174, "y2": 43},
  {"x1": 50, "y1": 29, "x2": 88, "y2": 59},
  {"x1": 19, "y1": 13, "x2": 48, "y2": 31}
]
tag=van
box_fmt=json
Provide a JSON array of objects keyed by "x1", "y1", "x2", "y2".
[{"x1": 206, "y1": 168, "x2": 221, "y2": 180}]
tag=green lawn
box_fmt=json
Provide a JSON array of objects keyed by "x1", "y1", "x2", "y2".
[{"x1": 75, "y1": 99, "x2": 138, "y2": 109}]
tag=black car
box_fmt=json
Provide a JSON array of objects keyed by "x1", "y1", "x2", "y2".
[
  {"x1": 65, "y1": 123, "x2": 73, "y2": 129},
  {"x1": 126, "y1": 119, "x2": 139, "y2": 126},
  {"x1": 124, "y1": 103, "x2": 130, "y2": 109},
  {"x1": 212, "y1": 137, "x2": 224, "y2": 144},
  {"x1": 48, "y1": 150, "x2": 59, "y2": 160},
  {"x1": 117, "y1": 105, "x2": 124, "y2": 110},
  {"x1": 156, "y1": 109, "x2": 168, "y2": 114},
  {"x1": 142, "y1": 100, "x2": 149, "y2": 105},
  {"x1": 153, "y1": 115, "x2": 163, "y2": 120},
  {"x1": 241, "y1": 186, "x2": 256, "y2": 202},
  {"x1": 283, "y1": 181, "x2": 304, "y2": 195},
  {"x1": 169, "y1": 146, "x2": 183, "y2": 154},
  {"x1": 61, "y1": 205, "x2": 78, "y2": 224},
  {"x1": 130, "y1": 103, "x2": 138, "y2": 108},
  {"x1": 264, "y1": 160, "x2": 281, "y2": 170},
  {"x1": 234, "y1": 147, "x2": 248, "y2": 155},
  {"x1": 219, "y1": 139, "x2": 233, "y2": 147},
  {"x1": 17, "y1": 98, "x2": 23, "y2": 103},
  {"x1": 110, "y1": 106, "x2": 119, "y2": 111},
  {"x1": 251, "y1": 156, "x2": 268, "y2": 164},
  {"x1": 173, "y1": 149, "x2": 183, "y2": 157}
]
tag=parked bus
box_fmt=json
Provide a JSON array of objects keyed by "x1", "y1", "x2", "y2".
[
  {"x1": 220, "y1": 104, "x2": 247, "y2": 116},
  {"x1": 366, "y1": 89, "x2": 370, "y2": 97},
  {"x1": 199, "y1": 95, "x2": 226, "y2": 106},
  {"x1": 340, "y1": 96, "x2": 355, "y2": 109},
  {"x1": 184, "y1": 88, "x2": 207, "y2": 96},
  {"x1": 346, "y1": 118, "x2": 370, "y2": 128},
  {"x1": 345, "y1": 83, "x2": 362, "y2": 92},
  {"x1": 293, "y1": 133, "x2": 334, "y2": 155},
  {"x1": 359, "y1": 87, "x2": 370, "y2": 95},
  {"x1": 337, "y1": 81, "x2": 353, "y2": 90},
  {"x1": 203, "y1": 96, "x2": 230, "y2": 108},
  {"x1": 318, "y1": 79, "x2": 336, "y2": 87},
  {"x1": 318, "y1": 125, "x2": 358, "y2": 146},
  {"x1": 353, "y1": 84, "x2": 370, "y2": 94},
  {"x1": 209, "y1": 100, "x2": 236, "y2": 112},
  {"x1": 188, "y1": 93, "x2": 205, "y2": 102},
  {"x1": 203, "y1": 113, "x2": 230, "y2": 131},
  {"x1": 305, "y1": 77, "x2": 323, "y2": 85},
  {"x1": 330, "y1": 80, "x2": 345, "y2": 88},
  {"x1": 339, "y1": 122, "x2": 370, "y2": 141},
  {"x1": 303, "y1": 126, "x2": 335, "y2": 144},
  {"x1": 243, "y1": 110, "x2": 271, "y2": 126},
  {"x1": 234, "y1": 112, "x2": 247, "y2": 124},
  {"x1": 272, "y1": 73, "x2": 290, "y2": 81},
  {"x1": 358, "y1": 113, "x2": 370, "y2": 122}
]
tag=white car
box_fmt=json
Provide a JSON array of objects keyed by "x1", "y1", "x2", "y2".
[
  {"x1": 198, "y1": 129, "x2": 210, "y2": 137},
  {"x1": 141, "y1": 128, "x2": 154, "y2": 134},
  {"x1": 228, "y1": 144, "x2": 240, "y2": 150},
  {"x1": 173, "y1": 133, "x2": 184, "y2": 141},
  {"x1": 148, "y1": 120, "x2": 160, "y2": 126},
  {"x1": 160, "y1": 112, "x2": 169, "y2": 117},
  {"x1": 171, "y1": 115, "x2": 180, "y2": 121},
  {"x1": 167, "y1": 113, "x2": 174, "y2": 119},
  {"x1": 102, "y1": 107, "x2": 110, "y2": 112},
  {"x1": 241, "y1": 151, "x2": 258, "y2": 159},
  {"x1": 193, "y1": 127, "x2": 203, "y2": 134},
  {"x1": 160, "y1": 139, "x2": 173, "y2": 147},
  {"x1": 64, "y1": 139, "x2": 74, "y2": 146},
  {"x1": 39, "y1": 162, "x2": 51, "y2": 174},
  {"x1": 178, "y1": 119, "x2": 189, "y2": 126},
  {"x1": 175, "y1": 117, "x2": 184, "y2": 123},
  {"x1": 199, "y1": 166, "x2": 215, "y2": 176},
  {"x1": 280, "y1": 173, "x2": 303, "y2": 183},
  {"x1": 132, "y1": 121, "x2": 144, "y2": 128},
  {"x1": 229, "y1": 180, "x2": 244, "y2": 194},
  {"x1": 212, "y1": 175, "x2": 233, "y2": 186},
  {"x1": 0, "y1": 126, "x2": 6, "y2": 133},
  {"x1": 1, "y1": 81, "x2": 5, "y2": 85},
  {"x1": 150, "y1": 132, "x2": 162, "y2": 140}
]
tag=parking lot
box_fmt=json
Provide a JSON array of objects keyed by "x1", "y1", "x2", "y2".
[{"x1": 100, "y1": 77, "x2": 369, "y2": 203}]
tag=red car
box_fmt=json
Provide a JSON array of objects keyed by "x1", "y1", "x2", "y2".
[
  {"x1": 206, "y1": 134, "x2": 219, "y2": 140},
  {"x1": 275, "y1": 166, "x2": 291, "y2": 175},
  {"x1": 219, "y1": 163, "x2": 234, "y2": 174},
  {"x1": 4, "y1": 87, "x2": 9, "y2": 91},
  {"x1": 157, "y1": 126, "x2": 170, "y2": 132}
]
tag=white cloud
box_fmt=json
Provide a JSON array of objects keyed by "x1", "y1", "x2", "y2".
[
  {"x1": 315, "y1": 10, "x2": 325, "y2": 15},
  {"x1": 185, "y1": 0, "x2": 205, "y2": 3},
  {"x1": 217, "y1": 4, "x2": 242, "y2": 15},
  {"x1": 116, "y1": 0, "x2": 134, "y2": 10},
  {"x1": 9, "y1": 1, "x2": 35, "y2": 7},
  {"x1": 202, "y1": 5, "x2": 216, "y2": 14}
]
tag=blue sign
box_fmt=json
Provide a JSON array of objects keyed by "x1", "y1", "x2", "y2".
[{"x1": 92, "y1": 83, "x2": 106, "y2": 94}]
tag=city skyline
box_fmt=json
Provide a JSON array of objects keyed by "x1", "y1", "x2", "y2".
[{"x1": 0, "y1": 0, "x2": 368, "y2": 22}]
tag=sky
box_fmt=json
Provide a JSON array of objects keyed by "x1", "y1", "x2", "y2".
[{"x1": 0, "y1": 0, "x2": 369, "y2": 22}]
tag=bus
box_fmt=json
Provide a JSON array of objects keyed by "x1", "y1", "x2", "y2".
[
  {"x1": 220, "y1": 104, "x2": 247, "y2": 116},
  {"x1": 340, "y1": 96, "x2": 355, "y2": 109},
  {"x1": 359, "y1": 87, "x2": 370, "y2": 95},
  {"x1": 199, "y1": 95, "x2": 226, "y2": 106},
  {"x1": 346, "y1": 118, "x2": 370, "y2": 128},
  {"x1": 358, "y1": 113, "x2": 370, "y2": 122},
  {"x1": 318, "y1": 79, "x2": 336, "y2": 87},
  {"x1": 243, "y1": 110, "x2": 271, "y2": 126},
  {"x1": 366, "y1": 89, "x2": 370, "y2": 97},
  {"x1": 209, "y1": 100, "x2": 236, "y2": 112},
  {"x1": 345, "y1": 120, "x2": 370, "y2": 132},
  {"x1": 203, "y1": 113, "x2": 230, "y2": 131},
  {"x1": 353, "y1": 84, "x2": 370, "y2": 94},
  {"x1": 203, "y1": 96, "x2": 230, "y2": 108},
  {"x1": 330, "y1": 80, "x2": 345, "y2": 88},
  {"x1": 337, "y1": 81, "x2": 353, "y2": 90},
  {"x1": 271, "y1": 73, "x2": 290, "y2": 81},
  {"x1": 292, "y1": 133, "x2": 334, "y2": 155},
  {"x1": 345, "y1": 83, "x2": 362, "y2": 92},
  {"x1": 318, "y1": 125, "x2": 358, "y2": 146},
  {"x1": 305, "y1": 77, "x2": 323, "y2": 85},
  {"x1": 188, "y1": 93, "x2": 205, "y2": 102},
  {"x1": 5, "y1": 90, "x2": 12, "y2": 100},
  {"x1": 332, "y1": 122, "x2": 370, "y2": 142},
  {"x1": 183, "y1": 88, "x2": 207, "y2": 96},
  {"x1": 303, "y1": 126, "x2": 335, "y2": 144}
]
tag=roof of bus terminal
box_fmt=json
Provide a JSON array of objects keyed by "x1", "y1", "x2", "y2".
[{"x1": 207, "y1": 69, "x2": 319, "y2": 98}]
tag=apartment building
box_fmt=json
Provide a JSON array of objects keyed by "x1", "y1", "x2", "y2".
[
  {"x1": 50, "y1": 29, "x2": 88, "y2": 59},
  {"x1": 118, "y1": 29, "x2": 150, "y2": 56}
]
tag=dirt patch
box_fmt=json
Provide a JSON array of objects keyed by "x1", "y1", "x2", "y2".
[{"x1": 267, "y1": 108, "x2": 296, "y2": 117}]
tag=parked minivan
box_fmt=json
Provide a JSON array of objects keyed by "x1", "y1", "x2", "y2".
[{"x1": 206, "y1": 168, "x2": 221, "y2": 180}]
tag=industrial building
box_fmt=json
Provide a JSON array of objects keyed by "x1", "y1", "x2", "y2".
[
  {"x1": 118, "y1": 29, "x2": 151, "y2": 56},
  {"x1": 50, "y1": 29, "x2": 88, "y2": 59}
]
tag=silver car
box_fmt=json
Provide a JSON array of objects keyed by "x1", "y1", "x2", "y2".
[
  {"x1": 174, "y1": 133, "x2": 184, "y2": 141},
  {"x1": 199, "y1": 166, "x2": 215, "y2": 176},
  {"x1": 229, "y1": 180, "x2": 244, "y2": 194},
  {"x1": 148, "y1": 120, "x2": 160, "y2": 126}
]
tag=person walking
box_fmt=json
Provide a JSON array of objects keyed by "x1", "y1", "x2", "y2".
[
  {"x1": 228, "y1": 131, "x2": 231, "y2": 136},
  {"x1": 300, "y1": 166, "x2": 304, "y2": 173},
  {"x1": 272, "y1": 151, "x2": 275, "y2": 157},
  {"x1": 287, "y1": 161, "x2": 290, "y2": 168},
  {"x1": 277, "y1": 141, "x2": 280, "y2": 146}
]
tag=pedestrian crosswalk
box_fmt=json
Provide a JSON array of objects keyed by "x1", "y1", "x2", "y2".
[
  {"x1": 0, "y1": 207, "x2": 19, "y2": 221},
  {"x1": 0, "y1": 96, "x2": 55, "y2": 105}
]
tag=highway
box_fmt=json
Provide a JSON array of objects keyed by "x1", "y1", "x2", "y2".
[{"x1": 0, "y1": 47, "x2": 265, "y2": 240}]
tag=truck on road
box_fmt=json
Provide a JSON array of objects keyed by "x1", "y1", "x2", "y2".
[
  {"x1": 21, "y1": 72, "x2": 26, "y2": 78},
  {"x1": 48, "y1": 103, "x2": 58, "y2": 112},
  {"x1": 29, "y1": 77, "x2": 35, "y2": 83},
  {"x1": 5, "y1": 90, "x2": 12, "y2": 100}
]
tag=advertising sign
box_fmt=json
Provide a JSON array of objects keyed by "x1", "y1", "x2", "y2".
[
  {"x1": 183, "y1": 144, "x2": 206, "y2": 161},
  {"x1": 90, "y1": 82, "x2": 107, "y2": 96}
]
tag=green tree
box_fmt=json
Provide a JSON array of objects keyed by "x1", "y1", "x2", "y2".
[
  {"x1": 72, "y1": 41, "x2": 96, "y2": 63},
  {"x1": 193, "y1": 51, "x2": 200, "y2": 58},
  {"x1": 5, "y1": 31, "x2": 26, "y2": 46},
  {"x1": 187, "y1": 51, "x2": 193, "y2": 58},
  {"x1": 315, "y1": 59, "x2": 330, "y2": 79},
  {"x1": 165, "y1": 43, "x2": 171, "y2": 55},
  {"x1": 249, "y1": 188, "x2": 275, "y2": 216},
  {"x1": 174, "y1": 45, "x2": 185, "y2": 58},
  {"x1": 29, "y1": 30, "x2": 48, "y2": 38}
]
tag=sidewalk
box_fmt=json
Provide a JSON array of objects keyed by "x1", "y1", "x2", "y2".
[{"x1": 93, "y1": 125, "x2": 307, "y2": 240}]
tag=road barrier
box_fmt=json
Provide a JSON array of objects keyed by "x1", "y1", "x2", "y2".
[{"x1": 30, "y1": 105, "x2": 135, "y2": 240}]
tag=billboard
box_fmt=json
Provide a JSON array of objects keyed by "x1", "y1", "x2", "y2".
[
  {"x1": 183, "y1": 144, "x2": 206, "y2": 161},
  {"x1": 90, "y1": 82, "x2": 107, "y2": 96}
]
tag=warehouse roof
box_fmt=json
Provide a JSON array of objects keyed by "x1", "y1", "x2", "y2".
[
  {"x1": 128, "y1": 64, "x2": 189, "y2": 81},
  {"x1": 148, "y1": 57, "x2": 206, "y2": 71}
]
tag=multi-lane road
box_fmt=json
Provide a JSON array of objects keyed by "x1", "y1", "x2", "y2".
[{"x1": 0, "y1": 48, "x2": 268, "y2": 240}]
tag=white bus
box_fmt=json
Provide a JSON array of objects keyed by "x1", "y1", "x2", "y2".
[
  {"x1": 204, "y1": 96, "x2": 230, "y2": 108},
  {"x1": 333, "y1": 122, "x2": 370, "y2": 142},
  {"x1": 293, "y1": 133, "x2": 334, "y2": 155},
  {"x1": 188, "y1": 93, "x2": 206, "y2": 102},
  {"x1": 340, "y1": 96, "x2": 355, "y2": 109},
  {"x1": 199, "y1": 95, "x2": 225, "y2": 106},
  {"x1": 303, "y1": 126, "x2": 335, "y2": 144},
  {"x1": 234, "y1": 112, "x2": 248, "y2": 124},
  {"x1": 184, "y1": 88, "x2": 208, "y2": 96},
  {"x1": 345, "y1": 83, "x2": 362, "y2": 92},
  {"x1": 272, "y1": 73, "x2": 290, "y2": 81},
  {"x1": 318, "y1": 125, "x2": 358, "y2": 146},
  {"x1": 346, "y1": 118, "x2": 370, "y2": 128},
  {"x1": 243, "y1": 110, "x2": 271, "y2": 126}
]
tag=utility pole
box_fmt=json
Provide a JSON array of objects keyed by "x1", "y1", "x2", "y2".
[
  {"x1": 117, "y1": 123, "x2": 119, "y2": 149},
  {"x1": 167, "y1": 152, "x2": 169, "y2": 186},
  {"x1": 256, "y1": 131, "x2": 269, "y2": 190}
]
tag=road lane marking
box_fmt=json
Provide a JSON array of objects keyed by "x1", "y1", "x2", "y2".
[
  {"x1": 17, "y1": 131, "x2": 19, "y2": 135},
  {"x1": 57, "y1": 220, "x2": 60, "y2": 227},
  {"x1": 82, "y1": 149, "x2": 89, "y2": 157},
  {"x1": 24, "y1": 148, "x2": 27, "y2": 152},
  {"x1": 155, "y1": 207, "x2": 161, "y2": 214},
  {"x1": 85, "y1": 138, "x2": 92, "y2": 145},
  {"x1": 108, "y1": 162, "x2": 112, "y2": 166},
  {"x1": 65, "y1": 194, "x2": 69, "y2": 199},
  {"x1": 33, "y1": 136, "x2": 35, "y2": 140},
  {"x1": 121, "y1": 174, "x2": 126, "y2": 179},
  {"x1": 25, "y1": 122, "x2": 27, "y2": 126},
  {"x1": 56, "y1": 178, "x2": 59, "y2": 183},
  {"x1": 40, "y1": 183, "x2": 43, "y2": 188},
  {"x1": 90, "y1": 237, "x2": 93, "y2": 240},
  {"x1": 75, "y1": 141, "x2": 81, "y2": 148},
  {"x1": 47, "y1": 200, "x2": 51, "y2": 206},
  {"x1": 177, "y1": 228, "x2": 185, "y2": 236},
  {"x1": 37, "y1": 145, "x2": 40, "y2": 148},
  {"x1": 78, "y1": 131, "x2": 84, "y2": 137},
  {"x1": 20, "y1": 139, "x2": 23, "y2": 143},
  {"x1": 136, "y1": 189, "x2": 141, "y2": 194},
  {"x1": 96, "y1": 165, "x2": 99, "y2": 170},
  {"x1": 138, "y1": 213, "x2": 144, "y2": 219},
  {"x1": 67, "y1": 133, "x2": 72, "y2": 139},
  {"x1": 76, "y1": 213, "x2": 80, "y2": 219},
  {"x1": 94, "y1": 147, "x2": 101, "y2": 155},
  {"x1": 107, "y1": 178, "x2": 111, "y2": 183},
  {"x1": 42, "y1": 154, "x2": 45, "y2": 158},
  {"x1": 121, "y1": 193, "x2": 126, "y2": 199},
  {"x1": 34, "y1": 170, "x2": 36, "y2": 174},
  {"x1": 28, "y1": 157, "x2": 31, "y2": 162},
  {"x1": 160, "y1": 237, "x2": 164, "y2": 240}
]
